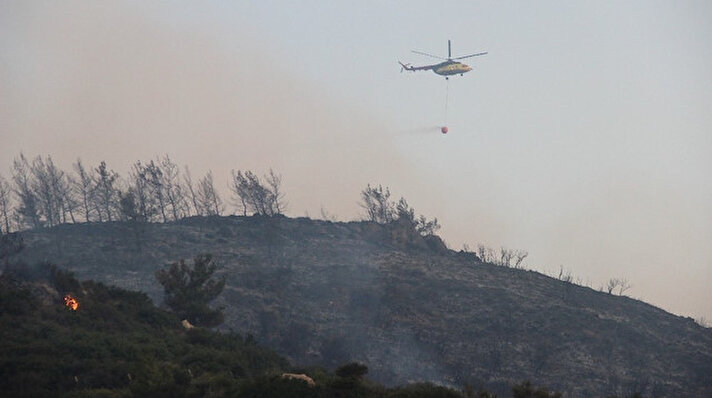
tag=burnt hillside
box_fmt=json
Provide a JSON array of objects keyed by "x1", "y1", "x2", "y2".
[{"x1": 9, "y1": 215, "x2": 712, "y2": 397}]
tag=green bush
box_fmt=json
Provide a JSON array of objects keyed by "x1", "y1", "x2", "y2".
[
  {"x1": 512, "y1": 381, "x2": 562, "y2": 398},
  {"x1": 0, "y1": 262, "x2": 286, "y2": 398},
  {"x1": 335, "y1": 362, "x2": 369, "y2": 379},
  {"x1": 386, "y1": 382, "x2": 464, "y2": 398}
]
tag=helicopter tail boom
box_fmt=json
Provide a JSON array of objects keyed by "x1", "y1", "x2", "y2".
[{"x1": 399, "y1": 61, "x2": 433, "y2": 72}]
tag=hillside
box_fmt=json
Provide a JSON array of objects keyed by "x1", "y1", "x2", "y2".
[
  {"x1": 9, "y1": 215, "x2": 712, "y2": 397},
  {"x1": 0, "y1": 264, "x2": 288, "y2": 397},
  {"x1": 1, "y1": 262, "x2": 481, "y2": 398}
]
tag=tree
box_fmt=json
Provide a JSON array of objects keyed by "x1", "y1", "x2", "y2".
[
  {"x1": 463, "y1": 384, "x2": 497, "y2": 398},
  {"x1": 359, "y1": 184, "x2": 395, "y2": 223},
  {"x1": 319, "y1": 206, "x2": 338, "y2": 222},
  {"x1": 477, "y1": 244, "x2": 496, "y2": 263},
  {"x1": 415, "y1": 214, "x2": 441, "y2": 236},
  {"x1": 229, "y1": 169, "x2": 286, "y2": 216},
  {"x1": 335, "y1": 362, "x2": 368, "y2": 379},
  {"x1": 29, "y1": 155, "x2": 74, "y2": 226},
  {"x1": 617, "y1": 278, "x2": 632, "y2": 295},
  {"x1": 0, "y1": 174, "x2": 12, "y2": 234},
  {"x1": 155, "y1": 253, "x2": 226, "y2": 327},
  {"x1": 130, "y1": 161, "x2": 158, "y2": 222},
  {"x1": 119, "y1": 189, "x2": 141, "y2": 222},
  {"x1": 159, "y1": 155, "x2": 188, "y2": 221},
  {"x1": 29, "y1": 156, "x2": 56, "y2": 226},
  {"x1": 606, "y1": 278, "x2": 632, "y2": 296},
  {"x1": 558, "y1": 265, "x2": 573, "y2": 283},
  {"x1": 394, "y1": 196, "x2": 440, "y2": 236},
  {"x1": 499, "y1": 247, "x2": 514, "y2": 267},
  {"x1": 12, "y1": 154, "x2": 41, "y2": 229},
  {"x1": 183, "y1": 166, "x2": 201, "y2": 217},
  {"x1": 44, "y1": 155, "x2": 75, "y2": 224},
  {"x1": 230, "y1": 170, "x2": 249, "y2": 216},
  {"x1": 475, "y1": 244, "x2": 528, "y2": 268},
  {"x1": 94, "y1": 161, "x2": 120, "y2": 222},
  {"x1": 395, "y1": 197, "x2": 415, "y2": 223},
  {"x1": 142, "y1": 160, "x2": 167, "y2": 222},
  {"x1": 197, "y1": 171, "x2": 223, "y2": 216},
  {"x1": 57, "y1": 172, "x2": 77, "y2": 224},
  {"x1": 512, "y1": 380, "x2": 562, "y2": 398},
  {"x1": 265, "y1": 168, "x2": 287, "y2": 215},
  {"x1": 119, "y1": 188, "x2": 149, "y2": 249},
  {"x1": 73, "y1": 158, "x2": 95, "y2": 222},
  {"x1": 241, "y1": 170, "x2": 270, "y2": 215},
  {"x1": 513, "y1": 250, "x2": 529, "y2": 269}
]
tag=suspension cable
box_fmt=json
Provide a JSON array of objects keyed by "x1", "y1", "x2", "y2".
[{"x1": 444, "y1": 78, "x2": 450, "y2": 125}]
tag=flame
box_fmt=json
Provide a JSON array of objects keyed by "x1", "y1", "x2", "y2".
[{"x1": 64, "y1": 295, "x2": 79, "y2": 311}]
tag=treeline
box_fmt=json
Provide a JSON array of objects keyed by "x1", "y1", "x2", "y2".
[
  {"x1": 0, "y1": 154, "x2": 286, "y2": 234},
  {"x1": 0, "y1": 154, "x2": 445, "y2": 241}
]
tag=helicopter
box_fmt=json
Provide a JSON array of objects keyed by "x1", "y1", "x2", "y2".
[{"x1": 399, "y1": 40, "x2": 487, "y2": 79}]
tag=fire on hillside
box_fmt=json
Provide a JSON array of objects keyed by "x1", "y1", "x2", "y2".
[{"x1": 64, "y1": 295, "x2": 79, "y2": 311}]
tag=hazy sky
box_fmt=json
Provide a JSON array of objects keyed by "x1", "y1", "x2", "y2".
[{"x1": 1, "y1": 2, "x2": 711, "y2": 321}]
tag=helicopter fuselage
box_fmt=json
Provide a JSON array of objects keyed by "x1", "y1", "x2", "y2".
[{"x1": 433, "y1": 60, "x2": 472, "y2": 76}]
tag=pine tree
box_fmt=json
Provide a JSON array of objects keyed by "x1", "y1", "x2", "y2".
[{"x1": 155, "y1": 253, "x2": 226, "y2": 327}]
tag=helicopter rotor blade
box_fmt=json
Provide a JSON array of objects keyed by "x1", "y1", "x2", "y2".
[
  {"x1": 452, "y1": 52, "x2": 488, "y2": 60},
  {"x1": 411, "y1": 50, "x2": 447, "y2": 60}
]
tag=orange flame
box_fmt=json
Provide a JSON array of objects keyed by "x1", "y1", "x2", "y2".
[{"x1": 64, "y1": 295, "x2": 79, "y2": 311}]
